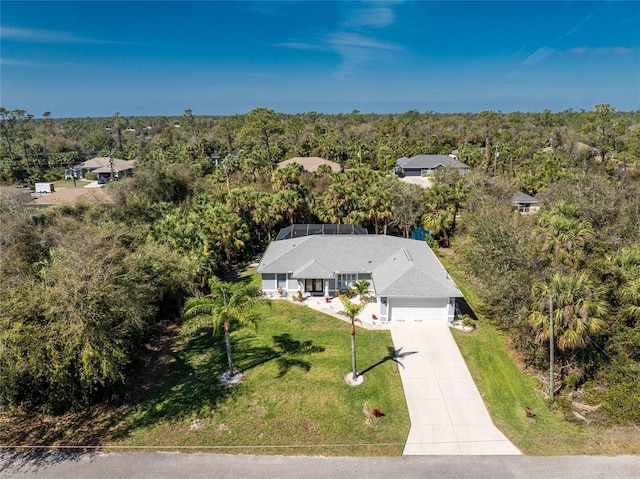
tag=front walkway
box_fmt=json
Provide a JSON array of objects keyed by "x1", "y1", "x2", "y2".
[
  {"x1": 299, "y1": 295, "x2": 389, "y2": 330},
  {"x1": 390, "y1": 321, "x2": 521, "y2": 455}
]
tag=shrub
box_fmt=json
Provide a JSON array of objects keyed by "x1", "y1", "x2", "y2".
[
  {"x1": 459, "y1": 314, "x2": 476, "y2": 329},
  {"x1": 424, "y1": 235, "x2": 439, "y2": 249},
  {"x1": 84, "y1": 171, "x2": 97, "y2": 180},
  {"x1": 43, "y1": 169, "x2": 64, "y2": 182}
]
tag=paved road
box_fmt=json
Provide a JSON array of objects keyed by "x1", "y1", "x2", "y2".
[
  {"x1": 2, "y1": 452, "x2": 640, "y2": 478},
  {"x1": 390, "y1": 322, "x2": 520, "y2": 455}
]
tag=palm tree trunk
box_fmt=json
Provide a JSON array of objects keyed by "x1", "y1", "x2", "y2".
[
  {"x1": 224, "y1": 322, "x2": 234, "y2": 373},
  {"x1": 351, "y1": 324, "x2": 357, "y2": 378}
]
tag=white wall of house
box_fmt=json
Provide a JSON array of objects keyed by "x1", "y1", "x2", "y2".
[
  {"x1": 263, "y1": 272, "x2": 372, "y2": 296},
  {"x1": 262, "y1": 272, "x2": 456, "y2": 323},
  {"x1": 261, "y1": 273, "x2": 297, "y2": 294},
  {"x1": 262, "y1": 273, "x2": 276, "y2": 291}
]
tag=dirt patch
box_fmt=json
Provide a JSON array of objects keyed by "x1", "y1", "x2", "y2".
[{"x1": 127, "y1": 323, "x2": 182, "y2": 402}]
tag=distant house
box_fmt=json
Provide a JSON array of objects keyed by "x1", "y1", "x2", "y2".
[
  {"x1": 66, "y1": 157, "x2": 135, "y2": 182},
  {"x1": 257, "y1": 232, "x2": 462, "y2": 323},
  {"x1": 396, "y1": 155, "x2": 470, "y2": 176},
  {"x1": 511, "y1": 192, "x2": 540, "y2": 214},
  {"x1": 277, "y1": 157, "x2": 341, "y2": 173}
]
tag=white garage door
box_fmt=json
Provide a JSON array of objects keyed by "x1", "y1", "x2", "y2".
[{"x1": 388, "y1": 297, "x2": 448, "y2": 322}]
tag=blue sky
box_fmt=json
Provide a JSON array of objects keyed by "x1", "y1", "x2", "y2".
[{"x1": 1, "y1": 1, "x2": 639, "y2": 117}]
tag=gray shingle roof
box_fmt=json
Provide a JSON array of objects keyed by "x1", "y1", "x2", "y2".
[
  {"x1": 511, "y1": 192, "x2": 538, "y2": 205},
  {"x1": 257, "y1": 235, "x2": 462, "y2": 298},
  {"x1": 396, "y1": 155, "x2": 469, "y2": 170}
]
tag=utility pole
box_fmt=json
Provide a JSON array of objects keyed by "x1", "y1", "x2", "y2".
[{"x1": 549, "y1": 293, "x2": 554, "y2": 401}]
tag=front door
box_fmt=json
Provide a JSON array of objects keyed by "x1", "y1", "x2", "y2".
[{"x1": 305, "y1": 278, "x2": 324, "y2": 294}]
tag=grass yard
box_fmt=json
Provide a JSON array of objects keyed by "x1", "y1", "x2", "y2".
[
  {"x1": 439, "y1": 252, "x2": 640, "y2": 456},
  {"x1": 0, "y1": 300, "x2": 409, "y2": 455},
  {"x1": 107, "y1": 301, "x2": 409, "y2": 455}
]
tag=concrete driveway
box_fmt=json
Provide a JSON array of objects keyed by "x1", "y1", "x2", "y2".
[{"x1": 389, "y1": 321, "x2": 521, "y2": 455}]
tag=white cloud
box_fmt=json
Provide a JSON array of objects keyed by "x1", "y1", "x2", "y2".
[
  {"x1": 572, "y1": 46, "x2": 634, "y2": 55},
  {"x1": 272, "y1": 42, "x2": 320, "y2": 51},
  {"x1": 0, "y1": 57, "x2": 42, "y2": 67},
  {"x1": 326, "y1": 32, "x2": 400, "y2": 77},
  {"x1": 343, "y1": 4, "x2": 396, "y2": 28},
  {"x1": 523, "y1": 46, "x2": 556, "y2": 65},
  {"x1": 0, "y1": 26, "x2": 129, "y2": 45},
  {"x1": 327, "y1": 32, "x2": 399, "y2": 52},
  {"x1": 274, "y1": 1, "x2": 403, "y2": 78}
]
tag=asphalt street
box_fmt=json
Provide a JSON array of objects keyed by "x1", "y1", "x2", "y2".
[{"x1": 2, "y1": 452, "x2": 639, "y2": 479}]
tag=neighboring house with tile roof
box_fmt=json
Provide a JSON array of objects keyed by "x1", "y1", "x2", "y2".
[
  {"x1": 66, "y1": 157, "x2": 135, "y2": 182},
  {"x1": 511, "y1": 192, "x2": 540, "y2": 214},
  {"x1": 396, "y1": 155, "x2": 470, "y2": 176},
  {"x1": 277, "y1": 156, "x2": 342, "y2": 172},
  {"x1": 257, "y1": 235, "x2": 462, "y2": 322}
]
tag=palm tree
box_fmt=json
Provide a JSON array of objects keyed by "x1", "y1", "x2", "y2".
[
  {"x1": 529, "y1": 272, "x2": 609, "y2": 351},
  {"x1": 181, "y1": 277, "x2": 270, "y2": 378},
  {"x1": 422, "y1": 183, "x2": 456, "y2": 247},
  {"x1": 536, "y1": 202, "x2": 594, "y2": 267},
  {"x1": 352, "y1": 279, "x2": 370, "y2": 301},
  {"x1": 611, "y1": 245, "x2": 640, "y2": 323},
  {"x1": 339, "y1": 295, "x2": 367, "y2": 382},
  {"x1": 252, "y1": 193, "x2": 282, "y2": 242},
  {"x1": 273, "y1": 189, "x2": 303, "y2": 226},
  {"x1": 449, "y1": 180, "x2": 470, "y2": 233}
]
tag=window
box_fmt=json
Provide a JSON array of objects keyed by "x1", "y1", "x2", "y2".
[
  {"x1": 518, "y1": 203, "x2": 530, "y2": 213},
  {"x1": 277, "y1": 274, "x2": 287, "y2": 290},
  {"x1": 337, "y1": 273, "x2": 357, "y2": 290}
]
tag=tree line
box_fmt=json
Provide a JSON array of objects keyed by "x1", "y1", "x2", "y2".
[
  {"x1": 1, "y1": 105, "x2": 639, "y2": 187},
  {"x1": 0, "y1": 104, "x2": 639, "y2": 424}
]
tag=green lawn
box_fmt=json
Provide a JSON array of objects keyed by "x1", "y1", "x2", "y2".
[
  {"x1": 439, "y1": 252, "x2": 640, "y2": 455},
  {"x1": 107, "y1": 301, "x2": 410, "y2": 455},
  {"x1": 6, "y1": 260, "x2": 638, "y2": 455}
]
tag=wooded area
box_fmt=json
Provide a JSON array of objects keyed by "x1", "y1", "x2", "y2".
[{"x1": 1, "y1": 105, "x2": 639, "y2": 425}]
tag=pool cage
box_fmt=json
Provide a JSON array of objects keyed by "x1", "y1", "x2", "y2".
[{"x1": 275, "y1": 224, "x2": 368, "y2": 241}]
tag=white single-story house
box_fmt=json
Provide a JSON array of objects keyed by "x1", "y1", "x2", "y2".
[
  {"x1": 257, "y1": 234, "x2": 462, "y2": 323},
  {"x1": 396, "y1": 155, "x2": 470, "y2": 176},
  {"x1": 65, "y1": 157, "x2": 135, "y2": 181},
  {"x1": 511, "y1": 192, "x2": 540, "y2": 214}
]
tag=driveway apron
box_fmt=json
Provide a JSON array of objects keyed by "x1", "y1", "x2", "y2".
[{"x1": 389, "y1": 322, "x2": 521, "y2": 455}]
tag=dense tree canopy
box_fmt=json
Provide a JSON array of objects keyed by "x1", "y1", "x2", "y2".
[{"x1": 1, "y1": 104, "x2": 639, "y2": 423}]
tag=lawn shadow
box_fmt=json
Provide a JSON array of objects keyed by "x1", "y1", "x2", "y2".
[
  {"x1": 0, "y1": 327, "x2": 326, "y2": 453},
  {"x1": 360, "y1": 346, "x2": 418, "y2": 376},
  {"x1": 236, "y1": 333, "x2": 325, "y2": 378},
  {"x1": 108, "y1": 332, "x2": 235, "y2": 441}
]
